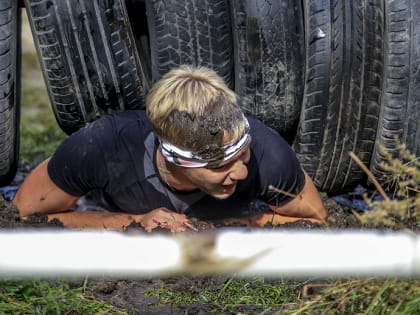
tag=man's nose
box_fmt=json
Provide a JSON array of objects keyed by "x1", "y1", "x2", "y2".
[{"x1": 229, "y1": 160, "x2": 248, "y2": 181}]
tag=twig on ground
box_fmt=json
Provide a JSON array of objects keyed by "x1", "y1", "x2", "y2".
[
  {"x1": 351, "y1": 210, "x2": 364, "y2": 226},
  {"x1": 349, "y1": 151, "x2": 389, "y2": 201}
]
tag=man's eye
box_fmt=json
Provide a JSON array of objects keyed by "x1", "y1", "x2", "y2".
[
  {"x1": 210, "y1": 162, "x2": 232, "y2": 170},
  {"x1": 212, "y1": 164, "x2": 228, "y2": 170}
]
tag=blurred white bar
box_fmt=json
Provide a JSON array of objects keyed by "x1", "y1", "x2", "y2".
[
  {"x1": 0, "y1": 231, "x2": 180, "y2": 277},
  {"x1": 216, "y1": 230, "x2": 419, "y2": 277},
  {"x1": 0, "y1": 229, "x2": 419, "y2": 278}
]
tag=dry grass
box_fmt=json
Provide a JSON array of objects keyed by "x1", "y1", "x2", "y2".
[{"x1": 360, "y1": 141, "x2": 419, "y2": 229}]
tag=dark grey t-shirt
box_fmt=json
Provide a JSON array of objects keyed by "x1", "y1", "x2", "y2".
[{"x1": 48, "y1": 111, "x2": 305, "y2": 220}]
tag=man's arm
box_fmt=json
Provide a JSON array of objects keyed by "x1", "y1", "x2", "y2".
[
  {"x1": 12, "y1": 158, "x2": 143, "y2": 231},
  {"x1": 47, "y1": 208, "x2": 195, "y2": 232},
  {"x1": 221, "y1": 172, "x2": 327, "y2": 227},
  {"x1": 13, "y1": 159, "x2": 195, "y2": 232},
  {"x1": 13, "y1": 158, "x2": 79, "y2": 216},
  {"x1": 268, "y1": 172, "x2": 327, "y2": 221}
]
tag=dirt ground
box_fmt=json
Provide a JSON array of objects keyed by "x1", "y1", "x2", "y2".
[{"x1": 0, "y1": 162, "x2": 361, "y2": 315}]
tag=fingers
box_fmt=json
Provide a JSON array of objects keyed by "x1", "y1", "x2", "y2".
[
  {"x1": 140, "y1": 208, "x2": 200, "y2": 233},
  {"x1": 182, "y1": 220, "x2": 198, "y2": 232},
  {"x1": 148, "y1": 217, "x2": 197, "y2": 233}
]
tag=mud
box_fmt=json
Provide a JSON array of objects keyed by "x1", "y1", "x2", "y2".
[{"x1": 0, "y1": 162, "x2": 360, "y2": 314}]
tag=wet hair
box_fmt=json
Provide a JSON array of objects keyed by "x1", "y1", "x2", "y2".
[{"x1": 146, "y1": 65, "x2": 247, "y2": 159}]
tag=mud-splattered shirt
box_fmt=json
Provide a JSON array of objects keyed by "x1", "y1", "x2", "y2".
[{"x1": 48, "y1": 111, "x2": 305, "y2": 220}]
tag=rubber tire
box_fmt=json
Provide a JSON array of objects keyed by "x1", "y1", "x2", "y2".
[
  {"x1": 295, "y1": 0, "x2": 385, "y2": 192},
  {"x1": 0, "y1": 1, "x2": 21, "y2": 185},
  {"x1": 143, "y1": 0, "x2": 233, "y2": 87},
  {"x1": 230, "y1": 0, "x2": 304, "y2": 140},
  {"x1": 370, "y1": 0, "x2": 420, "y2": 182},
  {"x1": 24, "y1": 0, "x2": 147, "y2": 135}
]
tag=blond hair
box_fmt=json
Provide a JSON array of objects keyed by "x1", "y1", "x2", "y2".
[{"x1": 146, "y1": 65, "x2": 246, "y2": 157}]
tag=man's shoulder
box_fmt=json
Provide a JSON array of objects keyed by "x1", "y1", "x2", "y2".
[
  {"x1": 104, "y1": 110, "x2": 152, "y2": 130},
  {"x1": 64, "y1": 110, "x2": 155, "y2": 159},
  {"x1": 247, "y1": 115, "x2": 289, "y2": 149},
  {"x1": 247, "y1": 115, "x2": 300, "y2": 173},
  {"x1": 84, "y1": 110, "x2": 153, "y2": 140}
]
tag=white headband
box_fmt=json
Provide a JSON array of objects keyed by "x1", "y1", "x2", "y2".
[{"x1": 160, "y1": 118, "x2": 251, "y2": 168}]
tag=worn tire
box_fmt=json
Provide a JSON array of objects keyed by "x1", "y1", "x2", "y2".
[
  {"x1": 370, "y1": 0, "x2": 420, "y2": 182},
  {"x1": 142, "y1": 0, "x2": 233, "y2": 86},
  {"x1": 295, "y1": 0, "x2": 385, "y2": 192},
  {"x1": 0, "y1": 1, "x2": 21, "y2": 185},
  {"x1": 230, "y1": 0, "x2": 304, "y2": 140},
  {"x1": 24, "y1": 0, "x2": 147, "y2": 134}
]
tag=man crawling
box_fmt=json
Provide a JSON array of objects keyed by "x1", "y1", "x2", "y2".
[{"x1": 13, "y1": 65, "x2": 327, "y2": 232}]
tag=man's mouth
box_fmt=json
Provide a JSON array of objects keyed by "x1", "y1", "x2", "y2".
[{"x1": 221, "y1": 183, "x2": 236, "y2": 192}]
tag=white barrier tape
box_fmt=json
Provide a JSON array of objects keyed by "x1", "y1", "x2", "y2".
[
  {"x1": 0, "y1": 229, "x2": 419, "y2": 278},
  {"x1": 0, "y1": 231, "x2": 180, "y2": 277},
  {"x1": 215, "y1": 230, "x2": 419, "y2": 277}
]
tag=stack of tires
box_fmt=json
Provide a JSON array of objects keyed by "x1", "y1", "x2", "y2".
[
  {"x1": 5, "y1": 0, "x2": 418, "y2": 192},
  {"x1": 298, "y1": 0, "x2": 419, "y2": 192}
]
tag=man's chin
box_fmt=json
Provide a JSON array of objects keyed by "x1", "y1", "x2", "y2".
[
  {"x1": 210, "y1": 184, "x2": 236, "y2": 200},
  {"x1": 211, "y1": 193, "x2": 230, "y2": 200}
]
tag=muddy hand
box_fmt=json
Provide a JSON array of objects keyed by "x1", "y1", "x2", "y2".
[{"x1": 140, "y1": 207, "x2": 198, "y2": 233}]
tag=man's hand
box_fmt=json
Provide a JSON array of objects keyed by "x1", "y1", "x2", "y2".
[{"x1": 140, "y1": 207, "x2": 198, "y2": 233}]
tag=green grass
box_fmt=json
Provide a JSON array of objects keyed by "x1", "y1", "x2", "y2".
[
  {"x1": 0, "y1": 280, "x2": 127, "y2": 315},
  {"x1": 146, "y1": 277, "x2": 298, "y2": 307},
  {"x1": 144, "y1": 277, "x2": 420, "y2": 314},
  {"x1": 20, "y1": 50, "x2": 67, "y2": 162},
  {"x1": 21, "y1": 51, "x2": 40, "y2": 70},
  {"x1": 285, "y1": 279, "x2": 420, "y2": 315},
  {"x1": 19, "y1": 84, "x2": 66, "y2": 162}
]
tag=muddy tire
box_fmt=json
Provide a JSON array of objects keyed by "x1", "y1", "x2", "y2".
[
  {"x1": 370, "y1": 0, "x2": 420, "y2": 181},
  {"x1": 295, "y1": 0, "x2": 385, "y2": 192},
  {"x1": 24, "y1": 0, "x2": 147, "y2": 135},
  {"x1": 143, "y1": 0, "x2": 233, "y2": 86},
  {"x1": 230, "y1": 0, "x2": 304, "y2": 140},
  {"x1": 0, "y1": 1, "x2": 21, "y2": 185}
]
